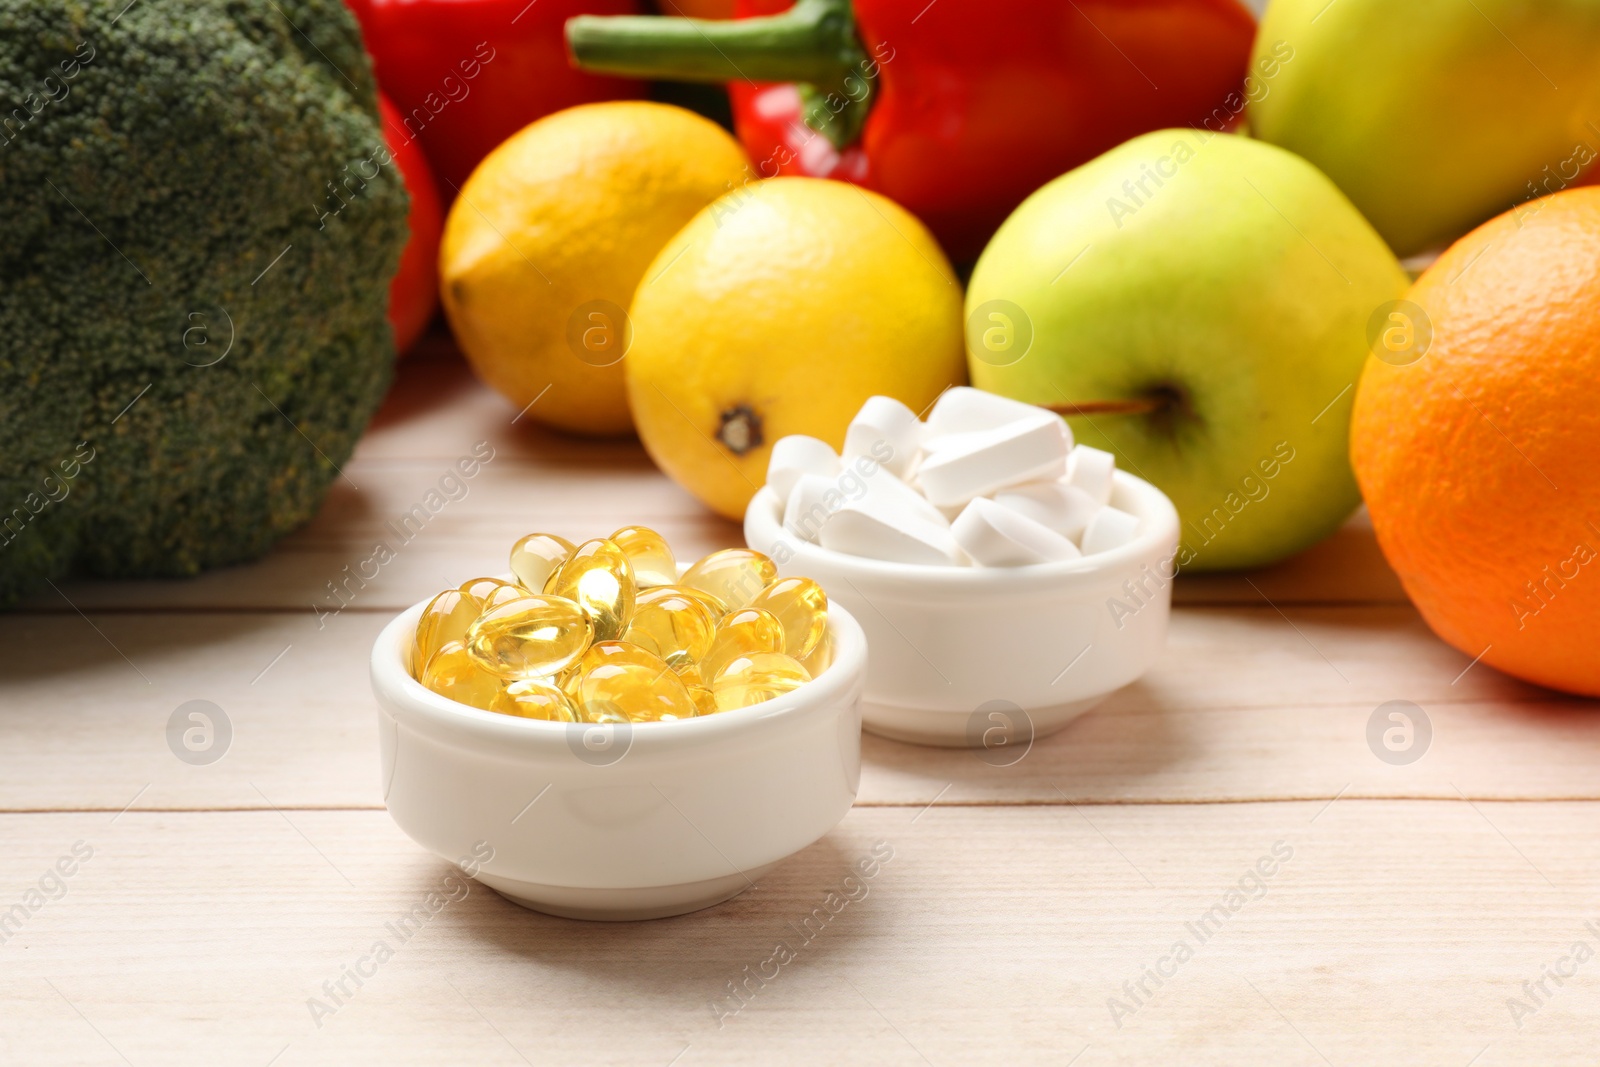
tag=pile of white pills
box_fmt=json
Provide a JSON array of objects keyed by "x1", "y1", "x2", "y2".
[{"x1": 767, "y1": 388, "x2": 1143, "y2": 567}]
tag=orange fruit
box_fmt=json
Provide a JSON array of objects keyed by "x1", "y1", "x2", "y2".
[{"x1": 1351, "y1": 188, "x2": 1600, "y2": 697}]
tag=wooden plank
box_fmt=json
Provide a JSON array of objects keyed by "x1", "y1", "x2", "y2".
[
  {"x1": 1, "y1": 605, "x2": 1589, "y2": 813},
  {"x1": 0, "y1": 802, "x2": 1593, "y2": 1065}
]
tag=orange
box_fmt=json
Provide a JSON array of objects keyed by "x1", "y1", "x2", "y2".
[{"x1": 1351, "y1": 188, "x2": 1600, "y2": 697}]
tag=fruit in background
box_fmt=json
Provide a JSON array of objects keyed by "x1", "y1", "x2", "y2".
[
  {"x1": 1248, "y1": 0, "x2": 1600, "y2": 257},
  {"x1": 627, "y1": 177, "x2": 965, "y2": 519},
  {"x1": 439, "y1": 102, "x2": 749, "y2": 437},
  {"x1": 655, "y1": 0, "x2": 734, "y2": 15},
  {"x1": 377, "y1": 94, "x2": 444, "y2": 355},
  {"x1": 568, "y1": 0, "x2": 1257, "y2": 261},
  {"x1": 966, "y1": 129, "x2": 1407, "y2": 571},
  {"x1": 0, "y1": 0, "x2": 408, "y2": 607},
  {"x1": 345, "y1": 0, "x2": 645, "y2": 193},
  {"x1": 1352, "y1": 190, "x2": 1600, "y2": 698}
]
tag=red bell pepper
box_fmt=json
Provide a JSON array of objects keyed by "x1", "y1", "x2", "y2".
[
  {"x1": 376, "y1": 94, "x2": 444, "y2": 355},
  {"x1": 567, "y1": 0, "x2": 1256, "y2": 259},
  {"x1": 347, "y1": 0, "x2": 646, "y2": 193}
]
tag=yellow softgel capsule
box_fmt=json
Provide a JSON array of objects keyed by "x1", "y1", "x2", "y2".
[
  {"x1": 712, "y1": 652, "x2": 811, "y2": 711},
  {"x1": 422, "y1": 640, "x2": 503, "y2": 711},
  {"x1": 610, "y1": 526, "x2": 677, "y2": 588},
  {"x1": 798, "y1": 628, "x2": 834, "y2": 679},
  {"x1": 626, "y1": 587, "x2": 717, "y2": 669},
  {"x1": 700, "y1": 606, "x2": 786, "y2": 681},
  {"x1": 579, "y1": 662, "x2": 698, "y2": 723},
  {"x1": 509, "y1": 532, "x2": 574, "y2": 592},
  {"x1": 686, "y1": 683, "x2": 718, "y2": 718},
  {"x1": 458, "y1": 576, "x2": 517, "y2": 602},
  {"x1": 412, "y1": 589, "x2": 478, "y2": 678},
  {"x1": 543, "y1": 538, "x2": 636, "y2": 642},
  {"x1": 465, "y1": 595, "x2": 594, "y2": 679},
  {"x1": 748, "y1": 576, "x2": 828, "y2": 659},
  {"x1": 681, "y1": 548, "x2": 778, "y2": 610},
  {"x1": 575, "y1": 639, "x2": 672, "y2": 675},
  {"x1": 491, "y1": 678, "x2": 580, "y2": 722}
]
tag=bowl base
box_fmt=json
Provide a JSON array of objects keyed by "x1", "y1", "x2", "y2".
[
  {"x1": 861, "y1": 694, "x2": 1109, "y2": 748},
  {"x1": 475, "y1": 862, "x2": 782, "y2": 921}
]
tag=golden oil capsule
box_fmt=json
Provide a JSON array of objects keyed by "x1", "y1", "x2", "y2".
[
  {"x1": 712, "y1": 652, "x2": 811, "y2": 711},
  {"x1": 681, "y1": 548, "x2": 777, "y2": 610},
  {"x1": 640, "y1": 582, "x2": 728, "y2": 619},
  {"x1": 579, "y1": 661, "x2": 698, "y2": 723},
  {"x1": 458, "y1": 576, "x2": 517, "y2": 602},
  {"x1": 748, "y1": 576, "x2": 828, "y2": 659},
  {"x1": 609, "y1": 526, "x2": 677, "y2": 588},
  {"x1": 543, "y1": 537, "x2": 635, "y2": 642},
  {"x1": 686, "y1": 683, "x2": 718, "y2": 717},
  {"x1": 465, "y1": 594, "x2": 594, "y2": 679},
  {"x1": 700, "y1": 606, "x2": 785, "y2": 681},
  {"x1": 421, "y1": 640, "x2": 503, "y2": 711},
  {"x1": 626, "y1": 587, "x2": 717, "y2": 668},
  {"x1": 798, "y1": 628, "x2": 834, "y2": 679},
  {"x1": 412, "y1": 589, "x2": 478, "y2": 678},
  {"x1": 509, "y1": 532, "x2": 574, "y2": 592},
  {"x1": 575, "y1": 639, "x2": 672, "y2": 676},
  {"x1": 491, "y1": 678, "x2": 580, "y2": 722}
]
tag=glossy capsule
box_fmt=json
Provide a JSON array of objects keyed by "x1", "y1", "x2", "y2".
[
  {"x1": 421, "y1": 640, "x2": 504, "y2": 711},
  {"x1": 465, "y1": 594, "x2": 594, "y2": 679},
  {"x1": 700, "y1": 606, "x2": 786, "y2": 681},
  {"x1": 748, "y1": 576, "x2": 828, "y2": 659},
  {"x1": 681, "y1": 548, "x2": 778, "y2": 610},
  {"x1": 412, "y1": 589, "x2": 479, "y2": 678},
  {"x1": 509, "y1": 532, "x2": 574, "y2": 592},
  {"x1": 491, "y1": 678, "x2": 580, "y2": 722},
  {"x1": 798, "y1": 628, "x2": 834, "y2": 679},
  {"x1": 579, "y1": 661, "x2": 698, "y2": 723},
  {"x1": 543, "y1": 538, "x2": 636, "y2": 642},
  {"x1": 625, "y1": 587, "x2": 717, "y2": 669},
  {"x1": 574, "y1": 639, "x2": 675, "y2": 677},
  {"x1": 459, "y1": 576, "x2": 519, "y2": 603},
  {"x1": 610, "y1": 526, "x2": 677, "y2": 588},
  {"x1": 712, "y1": 652, "x2": 811, "y2": 711},
  {"x1": 686, "y1": 682, "x2": 718, "y2": 718}
]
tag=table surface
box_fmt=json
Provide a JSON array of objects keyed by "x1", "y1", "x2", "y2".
[{"x1": 4, "y1": 342, "x2": 1595, "y2": 1066}]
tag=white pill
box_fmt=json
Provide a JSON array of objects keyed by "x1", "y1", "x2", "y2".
[
  {"x1": 862, "y1": 464, "x2": 950, "y2": 529},
  {"x1": 991, "y1": 482, "x2": 1101, "y2": 541},
  {"x1": 767, "y1": 435, "x2": 840, "y2": 502},
  {"x1": 1080, "y1": 505, "x2": 1141, "y2": 555},
  {"x1": 1067, "y1": 445, "x2": 1117, "y2": 505},
  {"x1": 926, "y1": 386, "x2": 1068, "y2": 444},
  {"x1": 915, "y1": 414, "x2": 1070, "y2": 508},
  {"x1": 952, "y1": 497, "x2": 1082, "y2": 567},
  {"x1": 843, "y1": 396, "x2": 922, "y2": 477},
  {"x1": 783, "y1": 474, "x2": 839, "y2": 543},
  {"x1": 819, "y1": 495, "x2": 966, "y2": 566}
]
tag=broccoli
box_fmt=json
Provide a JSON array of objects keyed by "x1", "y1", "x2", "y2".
[{"x1": 0, "y1": 0, "x2": 409, "y2": 605}]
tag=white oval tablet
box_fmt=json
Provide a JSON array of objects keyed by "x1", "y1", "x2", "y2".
[
  {"x1": 1080, "y1": 505, "x2": 1141, "y2": 555},
  {"x1": 819, "y1": 495, "x2": 966, "y2": 566},
  {"x1": 863, "y1": 465, "x2": 951, "y2": 529},
  {"x1": 1067, "y1": 445, "x2": 1117, "y2": 506},
  {"x1": 916, "y1": 414, "x2": 1070, "y2": 508},
  {"x1": 767, "y1": 435, "x2": 841, "y2": 502},
  {"x1": 783, "y1": 473, "x2": 840, "y2": 543},
  {"x1": 991, "y1": 482, "x2": 1100, "y2": 541},
  {"x1": 926, "y1": 386, "x2": 1068, "y2": 444},
  {"x1": 843, "y1": 396, "x2": 922, "y2": 477},
  {"x1": 952, "y1": 497, "x2": 1082, "y2": 567}
]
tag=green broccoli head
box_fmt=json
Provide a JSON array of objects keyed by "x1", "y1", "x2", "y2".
[{"x1": 0, "y1": 0, "x2": 409, "y2": 604}]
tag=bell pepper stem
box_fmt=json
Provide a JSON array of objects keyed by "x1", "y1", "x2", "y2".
[{"x1": 566, "y1": 0, "x2": 873, "y2": 149}]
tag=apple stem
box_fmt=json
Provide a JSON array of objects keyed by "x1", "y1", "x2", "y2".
[{"x1": 1045, "y1": 398, "x2": 1167, "y2": 417}]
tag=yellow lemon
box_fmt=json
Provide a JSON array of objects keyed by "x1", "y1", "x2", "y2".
[
  {"x1": 440, "y1": 102, "x2": 750, "y2": 437},
  {"x1": 627, "y1": 177, "x2": 966, "y2": 518}
]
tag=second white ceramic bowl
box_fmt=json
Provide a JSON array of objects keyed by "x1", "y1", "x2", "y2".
[
  {"x1": 744, "y1": 471, "x2": 1181, "y2": 747},
  {"x1": 371, "y1": 595, "x2": 866, "y2": 921}
]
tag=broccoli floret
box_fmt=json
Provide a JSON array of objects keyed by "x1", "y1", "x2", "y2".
[{"x1": 0, "y1": 0, "x2": 408, "y2": 605}]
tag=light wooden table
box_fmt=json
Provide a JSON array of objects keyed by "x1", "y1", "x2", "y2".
[{"x1": 4, "y1": 343, "x2": 1595, "y2": 1066}]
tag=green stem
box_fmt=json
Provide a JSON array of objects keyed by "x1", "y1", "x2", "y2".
[{"x1": 566, "y1": 0, "x2": 874, "y2": 149}]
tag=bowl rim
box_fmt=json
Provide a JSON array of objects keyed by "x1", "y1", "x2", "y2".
[
  {"x1": 745, "y1": 468, "x2": 1182, "y2": 588},
  {"x1": 372, "y1": 591, "x2": 867, "y2": 752}
]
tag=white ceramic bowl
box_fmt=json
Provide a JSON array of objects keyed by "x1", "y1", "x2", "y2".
[
  {"x1": 370, "y1": 594, "x2": 866, "y2": 921},
  {"x1": 744, "y1": 471, "x2": 1181, "y2": 748}
]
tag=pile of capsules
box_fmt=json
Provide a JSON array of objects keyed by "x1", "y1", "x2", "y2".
[
  {"x1": 768, "y1": 387, "x2": 1143, "y2": 566},
  {"x1": 411, "y1": 528, "x2": 831, "y2": 723}
]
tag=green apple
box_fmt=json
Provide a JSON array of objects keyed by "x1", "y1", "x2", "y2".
[
  {"x1": 1249, "y1": 0, "x2": 1600, "y2": 257},
  {"x1": 965, "y1": 129, "x2": 1407, "y2": 572}
]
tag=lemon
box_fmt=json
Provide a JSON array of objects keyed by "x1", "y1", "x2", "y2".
[
  {"x1": 627, "y1": 177, "x2": 966, "y2": 519},
  {"x1": 440, "y1": 102, "x2": 750, "y2": 436}
]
